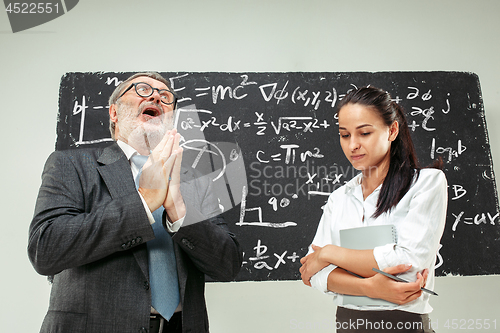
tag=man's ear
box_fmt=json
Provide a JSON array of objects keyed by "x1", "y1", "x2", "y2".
[
  {"x1": 389, "y1": 121, "x2": 399, "y2": 142},
  {"x1": 109, "y1": 104, "x2": 118, "y2": 124}
]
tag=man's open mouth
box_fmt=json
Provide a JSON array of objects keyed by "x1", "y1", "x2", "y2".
[{"x1": 141, "y1": 106, "x2": 161, "y2": 117}]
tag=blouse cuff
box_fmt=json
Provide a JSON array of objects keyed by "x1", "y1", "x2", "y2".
[
  {"x1": 373, "y1": 243, "x2": 398, "y2": 270},
  {"x1": 310, "y1": 264, "x2": 336, "y2": 294}
]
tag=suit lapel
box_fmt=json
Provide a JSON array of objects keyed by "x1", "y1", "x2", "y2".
[
  {"x1": 97, "y1": 142, "x2": 150, "y2": 280},
  {"x1": 97, "y1": 143, "x2": 137, "y2": 199}
]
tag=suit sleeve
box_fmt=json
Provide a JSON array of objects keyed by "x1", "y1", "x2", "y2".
[
  {"x1": 171, "y1": 170, "x2": 242, "y2": 281},
  {"x1": 28, "y1": 151, "x2": 155, "y2": 276}
]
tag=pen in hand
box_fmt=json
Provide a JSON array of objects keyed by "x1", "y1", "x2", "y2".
[{"x1": 372, "y1": 268, "x2": 438, "y2": 296}]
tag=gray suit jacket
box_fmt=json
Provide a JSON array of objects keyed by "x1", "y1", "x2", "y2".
[{"x1": 28, "y1": 142, "x2": 242, "y2": 333}]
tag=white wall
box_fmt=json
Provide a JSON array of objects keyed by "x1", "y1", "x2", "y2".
[{"x1": 1, "y1": 1, "x2": 499, "y2": 332}]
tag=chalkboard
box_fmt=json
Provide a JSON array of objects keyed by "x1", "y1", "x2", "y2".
[{"x1": 56, "y1": 71, "x2": 500, "y2": 280}]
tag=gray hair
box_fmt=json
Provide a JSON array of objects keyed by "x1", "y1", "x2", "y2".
[{"x1": 108, "y1": 72, "x2": 173, "y2": 139}]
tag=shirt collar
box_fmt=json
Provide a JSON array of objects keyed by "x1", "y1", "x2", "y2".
[
  {"x1": 344, "y1": 172, "x2": 385, "y2": 205},
  {"x1": 116, "y1": 140, "x2": 141, "y2": 161},
  {"x1": 344, "y1": 173, "x2": 363, "y2": 195}
]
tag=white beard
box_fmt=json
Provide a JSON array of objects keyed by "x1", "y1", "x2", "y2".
[{"x1": 115, "y1": 101, "x2": 173, "y2": 153}]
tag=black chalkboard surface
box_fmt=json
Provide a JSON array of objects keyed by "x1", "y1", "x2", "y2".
[{"x1": 57, "y1": 71, "x2": 499, "y2": 280}]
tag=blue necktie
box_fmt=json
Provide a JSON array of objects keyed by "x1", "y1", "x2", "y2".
[{"x1": 131, "y1": 154, "x2": 180, "y2": 321}]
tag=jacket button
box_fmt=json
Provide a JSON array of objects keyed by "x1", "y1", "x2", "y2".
[
  {"x1": 136, "y1": 237, "x2": 143, "y2": 244},
  {"x1": 121, "y1": 243, "x2": 127, "y2": 250},
  {"x1": 139, "y1": 327, "x2": 147, "y2": 333},
  {"x1": 143, "y1": 281, "x2": 150, "y2": 290}
]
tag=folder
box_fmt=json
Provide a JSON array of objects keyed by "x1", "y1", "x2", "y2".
[{"x1": 339, "y1": 224, "x2": 397, "y2": 306}]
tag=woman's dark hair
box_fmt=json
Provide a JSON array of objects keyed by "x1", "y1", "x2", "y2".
[{"x1": 338, "y1": 86, "x2": 435, "y2": 217}]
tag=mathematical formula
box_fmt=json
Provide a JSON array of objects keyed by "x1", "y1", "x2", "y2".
[{"x1": 57, "y1": 72, "x2": 499, "y2": 278}]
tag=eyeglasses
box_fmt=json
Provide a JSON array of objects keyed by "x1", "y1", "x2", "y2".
[{"x1": 118, "y1": 82, "x2": 177, "y2": 106}]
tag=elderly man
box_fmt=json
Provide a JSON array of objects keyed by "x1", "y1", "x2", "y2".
[{"x1": 29, "y1": 72, "x2": 242, "y2": 333}]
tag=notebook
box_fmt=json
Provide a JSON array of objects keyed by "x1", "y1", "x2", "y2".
[{"x1": 339, "y1": 224, "x2": 397, "y2": 306}]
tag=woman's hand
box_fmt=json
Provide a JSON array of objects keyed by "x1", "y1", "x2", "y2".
[
  {"x1": 363, "y1": 264, "x2": 428, "y2": 305},
  {"x1": 300, "y1": 244, "x2": 333, "y2": 286}
]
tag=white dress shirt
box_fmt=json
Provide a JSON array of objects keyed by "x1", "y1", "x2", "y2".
[{"x1": 309, "y1": 168, "x2": 448, "y2": 314}]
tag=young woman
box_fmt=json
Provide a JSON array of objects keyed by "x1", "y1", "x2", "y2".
[{"x1": 300, "y1": 86, "x2": 447, "y2": 332}]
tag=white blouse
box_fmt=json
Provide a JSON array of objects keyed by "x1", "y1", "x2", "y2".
[{"x1": 309, "y1": 168, "x2": 448, "y2": 314}]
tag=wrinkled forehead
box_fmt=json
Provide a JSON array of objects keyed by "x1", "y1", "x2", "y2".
[{"x1": 128, "y1": 76, "x2": 169, "y2": 90}]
